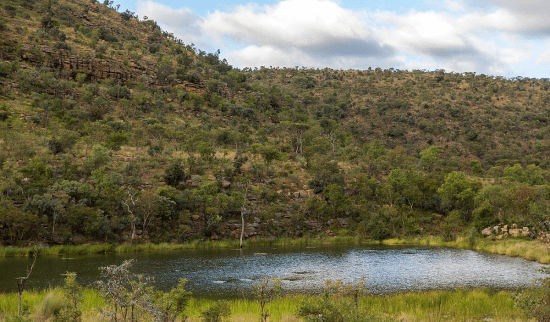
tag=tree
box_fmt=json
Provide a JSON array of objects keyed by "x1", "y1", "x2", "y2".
[
  {"x1": 151, "y1": 278, "x2": 192, "y2": 322},
  {"x1": 95, "y1": 260, "x2": 191, "y2": 322},
  {"x1": 57, "y1": 272, "x2": 83, "y2": 322},
  {"x1": 419, "y1": 145, "x2": 443, "y2": 171},
  {"x1": 240, "y1": 181, "x2": 249, "y2": 249},
  {"x1": 253, "y1": 277, "x2": 281, "y2": 322},
  {"x1": 164, "y1": 161, "x2": 186, "y2": 188},
  {"x1": 16, "y1": 247, "x2": 37, "y2": 316},
  {"x1": 308, "y1": 158, "x2": 344, "y2": 194},
  {"x1": 282, "y1": 121, "x2": 310, "y2": 155},
  {"x1": 437, "y1": 171, "x2": 481, "y2": 221}
]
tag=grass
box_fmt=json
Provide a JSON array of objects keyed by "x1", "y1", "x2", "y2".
[
  {"x1": 0, "y1": 288, "x2": 531, "y2": 322},
  {"x1": 0, "y1": 236, "x2": 365, "y2": 258},
  {"x1": 382, "y1": 236, "x2": 550, "y2": 264}
]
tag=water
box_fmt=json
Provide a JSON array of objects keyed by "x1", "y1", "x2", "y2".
[{"x1": 0, "y1": 244, "x2": 544, "y2": 298}]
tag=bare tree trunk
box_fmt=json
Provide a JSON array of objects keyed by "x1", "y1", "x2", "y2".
[
  {"x1": 122, "y1": 187, "x2": 138, "y2": 245},
  {"x1": 240, "y1": 181, "x2": 250, "y2": 249},
  {"x1": 16, "y1": 247, "x2": 38, "y2": 315}
]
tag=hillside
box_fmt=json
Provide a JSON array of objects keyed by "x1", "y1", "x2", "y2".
[{"x1": 1, "y1": 0, "x2": 550, "y2": 246}]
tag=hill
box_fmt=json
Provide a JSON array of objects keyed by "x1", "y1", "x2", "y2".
[{"x1": 1, "y1": 0, "x2": 550, "y2": 246}]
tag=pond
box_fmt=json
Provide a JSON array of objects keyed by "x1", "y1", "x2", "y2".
[{"x1": 0, "y1": 244, "x2": 545, "y2": 298}]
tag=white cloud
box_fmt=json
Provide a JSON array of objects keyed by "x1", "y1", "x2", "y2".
[
  {"x1": 136, "y1": 0, "x2": 204, "y2": 46},
  {"x1": 200, "y1": 0, "x2": 393, "y2": 63},
  {"x1": 536, "y1": 40, "x2": 550, "y2": 65},
  {"x1": 443, "y1": 0, "x2": 465, "y2": 12},
  {"x1": 134, "y1": 0, "x2": 549, "y2": 77}
]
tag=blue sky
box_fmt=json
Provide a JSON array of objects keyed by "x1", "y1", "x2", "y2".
[{"x1": 112, "y1": 0, "x2": 550, "y2": 78}]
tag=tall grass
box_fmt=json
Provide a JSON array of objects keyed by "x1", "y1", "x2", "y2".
[
  {"x1": 0, "y1": 288, "x2": 530, "y2": 322},
  {"x1": 362, "y1": 289, "x2": 525, "y2": 322}
]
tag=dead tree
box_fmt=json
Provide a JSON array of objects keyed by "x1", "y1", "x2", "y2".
[
  {"x1": 240, "y1": 181, "x2": 250, "y2": 249},
  {"x1": 16, "y1": 247, "x2": 38, "y2": 315}
]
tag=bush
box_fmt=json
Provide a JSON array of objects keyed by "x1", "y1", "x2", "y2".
[
  {"x1": 200, "y1": 301, "x2": 230, "y2": 322},
  {"x1": 514, "y1": 267, "x2": 550, "y2": 322},
  {"x1": 0, "y1": 106, "x2": 10, "y2": 121},
  {"x1": 164, "y1": 161, "x2": 186, "y2": 187},
  {"x1": 95, "y1": 260, "x2": 191, "y2": 322},
  {"x1": 35, "y1": 293, "x2": 68, "y2": 321},
  {"x1": 55, "y1": 42, "x2": 70, "y2": 50},
  {"x1": 297, "y1": 278, "x2": 393, "y2": 322}
]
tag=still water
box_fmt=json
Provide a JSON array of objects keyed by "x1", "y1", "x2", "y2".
[{"x1": 0, "y1": 244, "x2": 545, "y2": 298}]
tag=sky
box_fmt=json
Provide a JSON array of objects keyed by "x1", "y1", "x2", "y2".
[{"x1": 111, "y1": 0, "x2": 550, "y2": 78}]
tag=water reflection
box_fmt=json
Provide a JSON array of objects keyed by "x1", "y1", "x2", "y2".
[{"x1": 0, "y1": 245, "x2": 544, "y2": 298}]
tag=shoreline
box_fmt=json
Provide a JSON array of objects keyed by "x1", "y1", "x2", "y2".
[{"x1": 1, "y1": 235, "x2": 549, "y2": 263}]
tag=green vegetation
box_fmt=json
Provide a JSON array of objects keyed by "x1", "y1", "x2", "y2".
[
  {"x1": 1, "y1": 0, "x2": 550, "y2": 249},
  {"x1": 0, "y1": 287, "x2": 532, "y2": 322}
]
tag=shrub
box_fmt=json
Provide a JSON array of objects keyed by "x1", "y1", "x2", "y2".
[
  {"x1": 200, "y1": 301, "x2": 230, "y2": 322},
  {"x1": 164, "y1": 161, "x2": 186, "y2": 187},
  {"x1": 514, "y1": 267, "x2": 550, "y2": 322},
  {"x1": 35, "y1": 293, "x2": 68, "y2": 321}
]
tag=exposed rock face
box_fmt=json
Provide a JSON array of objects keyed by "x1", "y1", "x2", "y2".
[
  {"x1": 20, "y1": 44, "x2": 150, "y2": 83},
  {"x1": 17, "y1": 44, "x2": 212, "y2": 96}
]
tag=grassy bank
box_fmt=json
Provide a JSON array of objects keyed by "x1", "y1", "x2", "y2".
[
  {"x1": 0, "y1": 236, "x2": 367, "y2": 257},
  {"x1": 383, "y1": 236, "x2": 550, "y2": 264},
  {"x1": 1, "y1": 235, "x2": 549, "y2": 264},
  {"x1": 0, "y1": 288, "x2": 530, "y2": 322}
]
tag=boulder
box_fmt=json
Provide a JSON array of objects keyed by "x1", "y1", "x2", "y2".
[
  {"x1": 221, "y1": 180, "x2": 231, "y2": 188},
  {"x1": 299, "y1": 190, "x2": 308, "y2": 198},
  {"x1": 307, "y1": 189, "x2": 315, "y2": 198},
  {"x1": 293, "y1": 192, "x2": 300, "y2": 198},
  {"x1": 509, "y1": 228, "x2": 521, "y2": 237},
  {"x1": 337, "y1": 218, "x2": 349, "y2": 228},
  {"x1": 481, "y1": 227, "x2": 493, "y2": 237}
]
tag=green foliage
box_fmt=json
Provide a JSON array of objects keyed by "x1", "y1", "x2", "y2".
[
  {"x1": 438, "y1": 172, "x2": 481, "y2": 220},
  {"x1": 364, "y1": 214, "x2": 390, "y2": 242},
  {"x1": 55, "y1": 272, "x2": 82, "y2": 322},
  {"x1": 308, "y1": 159, "x2": 344, "y2": 194},
  {"x1": 513, "y1": 266, "x2": 550, "y2": 322},
  {"x1": 2, "y1": 0, "x2": 550, "y2": 245},
  {"x1": 200, "y1": 301, "x2": 230, "y2": 322},
  {"x1": 151, "y1": 278, "x2": 192, "y2": 322},
  {"x1": 95, "y1": 260, "x2": 191, "y2": 322},
  {"x1": 297, "y1": 278, "x2": 393, "y2": 322},
  {"x1": 504, "y1": 164, "x2": 546, "y2": 185},
  {"x1": 164, "y1": 161, "x2": 186, "y2": 188},
  {"x1": 253, "y1": 277, "x2": 281, "y2": 322}
]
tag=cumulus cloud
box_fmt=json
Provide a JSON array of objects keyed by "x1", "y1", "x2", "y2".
[
  {"x1": 536, "y1": 40, "x2": 550, "y2": 65},
  {"x1": 467, "y1": 0, "x2": 550, "y2": 35},
  {"x1": 136, "y1": 0, "x2": 204, "y2": 46},
  {"x1": 133, "y1": 0, "x2": 547, "y2": 77},
  {"x1": 200, "y1": 0, "x2": 394, "y2": 67}
]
